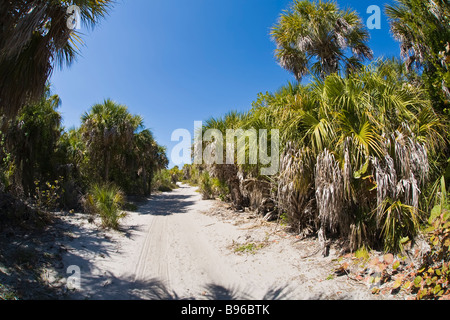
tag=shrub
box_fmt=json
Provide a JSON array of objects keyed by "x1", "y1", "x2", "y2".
[
  {"x1": 34, "y1": 179, "x2": 63, "y2": 210},
  {"x1": 158, "y1": 185, "x2": 173, "y2": 192},
  {"x1": 199, "y1": 172, "x2": 214, "y2": 200},
  {"x1": 337, "y1": 177, "x2": 450, "y2": 300},
  {"x1": 411, "y1": 177, "x2": 450, "y2": 299},
  {"x1": 153, "y1": 170, "x2": 177, "y2": 192},
  {"x1": 85, "y1": 183, "x2": 126, "y2": 230},
  {"x1": 212, "y1": 177, "x2": 230, "y2": 201},
  {"x1": 376, "y1": 198, "x2": 420, "y2": 253},
  {"x1": 187, "y1": 165, "x2": 201, "y2": 186}
]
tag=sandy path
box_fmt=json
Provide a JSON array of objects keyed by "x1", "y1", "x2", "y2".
[
  {"x1": 60, "y1": 184, "x2": 377, "y2": 300},
  {"x1": 131, "y1": 186, "x2": 243, "y2": 298}
]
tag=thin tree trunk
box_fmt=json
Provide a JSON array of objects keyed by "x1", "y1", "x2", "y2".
[
  {"x1": 147, "y1": 170, "x2": 153, "y2": 197},
  {"x1": 141, "y1": 169, "x2": 147, "y2": 196},
  {"x1": 318, "y1": 227, "x2": 330, "y2": 257}
]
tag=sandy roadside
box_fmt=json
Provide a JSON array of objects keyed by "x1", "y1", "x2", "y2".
[{"x1": 34, "y1": 183, "x2": 391, "y2": 301}]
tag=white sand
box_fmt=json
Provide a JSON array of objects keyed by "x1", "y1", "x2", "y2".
[{"x1": 58, "y1": 184, "x2": 378, "y2": 300}]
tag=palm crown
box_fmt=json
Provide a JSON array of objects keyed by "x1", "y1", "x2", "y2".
[{"x1": 271, "y1": 0, "x2": 373, "y2": 82}]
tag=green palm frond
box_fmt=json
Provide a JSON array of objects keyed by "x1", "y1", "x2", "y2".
[
  {"x1": 0, "y1": 0, "x2": 114, "y2": 119},
  {"x1": 271, "y1": 0, "x2": 372, "y2": 82}
]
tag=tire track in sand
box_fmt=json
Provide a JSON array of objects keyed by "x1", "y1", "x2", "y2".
[
  {"x1": 132, "y1": 185, "x2": 244, "y2": 299},
  {"x1": 134, "y1": 214, "x2": 170, "y2": 287}
]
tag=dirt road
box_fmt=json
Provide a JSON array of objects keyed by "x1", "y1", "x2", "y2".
[{"x1": 61, "y1": 184, "x2": 377, "y2": 300}]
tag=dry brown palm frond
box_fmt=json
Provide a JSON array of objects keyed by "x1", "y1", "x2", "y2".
[
  {"x1": 315, "y1": 148, "x2": 349, "y2": 236},
  {"x1": 371, "y1": 125, "x2": 429, "y2": 220},
  {"x1": 276, "y1": 143, "x2": 316, "y2": 232}
]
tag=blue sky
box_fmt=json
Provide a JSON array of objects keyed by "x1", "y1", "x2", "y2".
[{"x1": 50, "y1": 0, "x2": 399, "y2": 168}]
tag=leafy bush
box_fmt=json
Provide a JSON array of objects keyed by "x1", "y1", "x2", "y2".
[
  {"x1": 153, "y1": 169, "x2": 177, "y2": 192},
  {"x1": 336, "y1": 177, "x2": 450, "y2": 299},
  {"x1": 376, "y1": 199, "x2": 420, "y2": 253},
  {"x1": 84, "y1": 183, "x2": 126, "y2": 230},
  {"x1": 411, "y1": 218, "x2": 450, "y2": 299},
  {"x1": 199, "y1": 172, "x2": 214, "y2": 200},
  {"x1": 212, "y1": 177, "x2": 230, "y2": 201},
  {"x1": 185, "y1": 165, "x2": 201, "y2": 186},
  {"x1": 34, "y1": 179, "x2": 63, "y2": 210},
  {"x1": 411, "y1": 177, "x2": 450, "y2": 299}
]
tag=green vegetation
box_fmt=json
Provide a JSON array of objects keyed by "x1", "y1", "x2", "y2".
[
  {"x1": 191, "y1": 59, "x2": 445, "y2": 253},
  {"x1": 271, "y1": 0, "x2": 373, "y2": 81},
  {"x1": 0, "y1": 2, "x2": 169, "y2": 233},
  {"x1": 233, "y1": 241, "x2": 267, "y2": 255},
  {"x1": 0, "y1": 92, "x2": 169, "y2": 229},
  {"x1": 184, "y1": 3, "x2": 450, "y2": 298},
  {"x1": 1, "y1": 0, "x2": 449, "y2": 301},
  {"x1": 153, "y1": 169, "x2": 178, "y2": 192},
  {"x1": 84, "y1": 184, "x2": 126, "y2": 230},
  {"x1": 199, "y1": 172, "x2": 214, "y2": 200},
  {"x1": 386, "y1": 0, "x2": 450, "y2": 112},
  {"x1": 0, "y1": 0, "x2": 114, "y2": 119}
]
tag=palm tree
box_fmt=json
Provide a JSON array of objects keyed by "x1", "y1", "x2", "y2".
[
  {"x1": 200, "y1": 111, "x2": 248, "y2": 208},
  {"x1": 0, "y1": 0, "x2": 114, "y2": 119},
  {"x1": 133, "y1": 129, "x2": 168, "y2": 196},
  {"x1": 271, "y1": 0, "x2": 373, "y2": 82},
  {"x1": 80, "y1": 99, "x2": 143, "y2": 183},
  {"x1": 3, "y1": 85, "x2": 63, "y2": 196},
  {"x1": 228, "y1": 59, "x2": 442, "y2": 251},
  {"x1": 386, "y1": 0, "x2": 450, "y2": 105}
]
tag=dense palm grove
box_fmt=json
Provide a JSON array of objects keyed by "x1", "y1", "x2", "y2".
[
  {"x1": 187, "y1": 0, "x2": 450, "y2": 257},
  {"x1": 0, "y1": 0, "x2": 450, "y2": 300},
  {"x1": 0, "y1": 1, "x2": 169, "y2": 229}
]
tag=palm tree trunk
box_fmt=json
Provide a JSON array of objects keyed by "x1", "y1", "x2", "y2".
[
  {"x1": 141, "y1": 169, "x2": 148, "y2": 196},
  {"x1": 147, "y1": 170, "x2": 153, "y2": 196},
  {"x1": 104, "y1": 150, "x2": 111, "y2": 181}
]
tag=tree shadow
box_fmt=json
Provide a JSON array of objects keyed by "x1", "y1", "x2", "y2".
[
  {"x1": 137, "y1": 192, "x2": 198, "y2": 217},
  {"x1": 0, "y1": 212, "x2": 353, "y2": 301},
  {"x1": 0, "y1": 211, "x2": 136, "y2": 300},
  {"x1": 63, "y1": 273, "x2": 298, "y2": 301},
  {"x1": 0, "y1": 187, "x2": 357, "y2": 301}
]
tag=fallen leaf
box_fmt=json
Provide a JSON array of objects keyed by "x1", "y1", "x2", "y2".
[
  {"x1": 369, "y1": 257, "x2": 380, "y2": 267},
  {"x1": 375, "y1": 263, "x2": 386, "y2": 273},
  {"x1": 414, "y1": 276, "x2": 423, "y2": 288},
  {"x1": 393, "y1": 260, "x2": 401, "y2": 270},
  {"x1": 392, "y1": 276, "x2": 404, "y2": 289},
  {"x1": 402, "y1": 281, "x2": 412, "y2": 290},
  {"x1": 414, "y1": 249, "x2": 420, "y2": 258},
  {"x1": 384, "y1": 253, "x2": 394, "y2": 265}
]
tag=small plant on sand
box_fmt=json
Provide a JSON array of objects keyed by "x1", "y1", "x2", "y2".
[
  {"x1": 85, "y1": 183, "x2": 126, "y2": 230},
  {"x1": 212, "y1": 177, "x2": 230, "y2": 202},
  {"x1": 233, "y1": 240, "x2": 268, "y2": 255},
  {"x1": 34, "y1": 179, "x2": 63, "y2": 210}
]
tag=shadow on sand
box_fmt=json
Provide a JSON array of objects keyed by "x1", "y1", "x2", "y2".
[
  {"x1": 137, "y1": 185, "x2": 201, "y2": 217},
  {"x1": 0, "y1": 186, "x2": 350, "y2": 300},
  {"x1": 66, "y1": 272, "x2": 299, "y2": 300}
]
